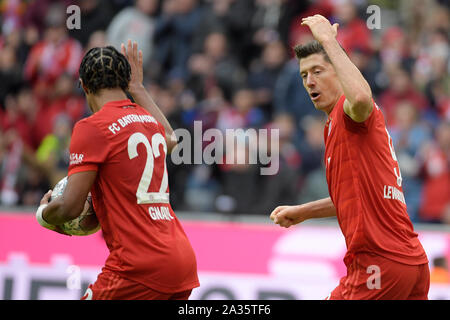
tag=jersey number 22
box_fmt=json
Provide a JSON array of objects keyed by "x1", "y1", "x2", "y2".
[{"x1": 127, "y1": 132, "x2": 169, "y2": 204}]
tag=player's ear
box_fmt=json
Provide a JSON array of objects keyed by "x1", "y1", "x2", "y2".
[{"x1": 79, "y1": 78, "x2": 89, "y2": 94}]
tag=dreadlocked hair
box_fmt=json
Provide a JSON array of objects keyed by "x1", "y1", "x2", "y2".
[{"x1": 79, "y1": 46, "x2": 131, "y2": 94}]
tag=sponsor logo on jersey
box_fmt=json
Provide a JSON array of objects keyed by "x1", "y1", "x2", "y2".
[{"x1": 69, "y1": 153, "x2": 84, "y2": 165}]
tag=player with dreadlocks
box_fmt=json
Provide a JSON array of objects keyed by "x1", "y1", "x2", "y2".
[{"x1": 36, "y1": 41, "x2": 199, "y2": 300}]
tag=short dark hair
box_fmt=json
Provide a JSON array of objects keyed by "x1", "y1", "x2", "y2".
[
  {"x1": 293, "y1": 40, "x2": 331, "y2": 63},
  {"x1": 79, "y1": 46, "x2": 131, "y2": 94}
]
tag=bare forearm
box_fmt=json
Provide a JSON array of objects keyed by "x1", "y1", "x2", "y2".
[
  {"x1": 128, "y1": 83, "x2": 176, "y2": 140},
  {"x1": 321, "y1": 38, "x2": 372, "y2": 105},
  {"x1": 270, "y1": 197, "x2": 336, "y2": 227},
  {"x1": 42, "y1": 199, "x2": 69, "y2": 225},
  {"x1": 298, "y1": 197, "x2": 337, "y2": 220},
  {"x1": 43, "y1": 198, "x2": 83, "y2": 225}
]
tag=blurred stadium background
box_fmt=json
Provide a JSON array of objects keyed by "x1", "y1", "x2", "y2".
[{"x1": 0, "y1": 0, "x2": 449, "y2": 299}]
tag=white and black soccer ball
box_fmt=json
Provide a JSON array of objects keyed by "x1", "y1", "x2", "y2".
[{"x1": 51, "y1": 176, "x2": 100, "y2": 236}]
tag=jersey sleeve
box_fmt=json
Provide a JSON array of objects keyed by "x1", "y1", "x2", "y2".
[
  {"x1": 68, "y1": 119, "x2": 109, "y2": 176},
  {"x1": 342, "y1": 99, "x2": 376, "y2": 133}
]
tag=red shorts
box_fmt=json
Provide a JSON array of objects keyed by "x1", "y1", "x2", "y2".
[
  {"x1": 81, "y1": 271, "x2": 192, "y2": 300},
  {"x1": 327, "y1": 252, "x2": 430, "y2": 300}
]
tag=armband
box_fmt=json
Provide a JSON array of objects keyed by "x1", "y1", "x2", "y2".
[{"x1": 36, "y1": 204, "x2": 56, "y2": 231}]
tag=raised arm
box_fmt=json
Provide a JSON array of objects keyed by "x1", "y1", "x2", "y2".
[
  {"x1": 121, "y1": 40, "x2": 178, "y2": 153},
  {"x1": 301, "y1": 15, "x2": 373, "y2": 122},
  {"x1": 270, "y1": 197, "x2": 337, "y2": 228}
]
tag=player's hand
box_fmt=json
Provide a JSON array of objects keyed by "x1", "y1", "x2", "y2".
[
  {"x1": 40, "y1": 190, "x2": 52, "y2": 206},
  {"x1": 301, "y1": 14, "x2": 339, "y2": 44},
  {"x1": 121, "y1": 40, "x2": 143, "y2": 89},
  {"x1": 270, "y1": 205, "x2": 305, "y2": 228},
  {"x1": 38, "y1": 190, "x2": 72, "y2": 236}
]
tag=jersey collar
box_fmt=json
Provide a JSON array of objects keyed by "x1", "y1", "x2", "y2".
[
  {"x1": 103, "y1": 99, "x2": 137, "y2": 109},
  {"x1": 328, "y1": 94, "x2": 345, "y2": 119}
]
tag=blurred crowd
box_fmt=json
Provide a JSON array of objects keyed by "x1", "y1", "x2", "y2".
[{"x1": 0, "y1": 0, "x2": 449, "y2": 223}]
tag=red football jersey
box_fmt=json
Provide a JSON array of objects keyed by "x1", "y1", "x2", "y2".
[
  {"x1": 324, "y1": 95, "x2": 428, "y2": 267},
  {"x1": 68, "y1": 99, "x2": 199, "y2": 293}
]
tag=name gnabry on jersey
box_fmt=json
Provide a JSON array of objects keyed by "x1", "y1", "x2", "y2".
[
  {"x1": 149, "y1": 206, "x2": 174, "y2": 221},
  {"x1": 108, "y1": 114, "x2": 158, "y2": 135}
]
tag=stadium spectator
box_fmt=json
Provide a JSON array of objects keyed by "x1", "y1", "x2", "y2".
[
  {"x1": 153, "y1": 0, "x2": 204, "y2": 80},
  {"x1": 419, "y1": 28, "x2": 449, "y2": 123},
  {"x1": 425, "y1": 76, "x2": 450, "y2": 122},
  {"x1": 251, "y1": 0, "x2": 285, "y2": 43},
  {"x1": 69, "y1": 0, "x2": 115, "y2": 47},
  {"x1": 379, "y1": 67, "x2": 429, "y2": 128},
  {"x1": 190, "y1": 0, "x2": 263, "y2": 69},
  {"x1": 332, "y1": 0, "x2": 371, "y2": 55},
  {"x1": 0, "y1": 131, "x2": 6, "y2": 176},
  {"x1": 348, "y1": 47, "x2": 383, "y2": 97},
  {"x1": 106, "y1": 0, "x2": 158, "y2": 69},
  {"x1": 273, "y1": 56, "x2": 318, "y2": 146},
  {"x1": 249, "y1": 0, "x2": 288, "y2": 64},
  {"x1": 296, "y1": 113, "x2": 329, "y2": 204},
  {"x1": 250, "y1": 113, "x2": 301, "y2": 214},
  {"x1": 297, "y1": 114, "x2": 326, "y2": 178},
  {"x1": 14, "y1": 82, "x2": 40, "y2": 149},
  {"x1": 419, "y1": 121, "x2": 450, "y2": 223},
  {"x1": 0, "y1": 0, "x2": 24, "y2": 35},
  {"x1": 216, "y1": 88, "x2": 265, "y2": 131},
  {"x1": 188, "y1": 31, "x2": 246, "y2": 100},
  {"x1": 248, "y1": 40, "x2": 288, "y2": 116},
  {"x1": 379, "y1": 27, "x2": 414, "y2": 73},
  {"x1": 35, "y1": 114, "x2": 71, "y2": 187},
  {"x1": 0, "y1": 130, "x2": 23, "y2": 206},
  {"x1": 0, "y1": 43, "x2": 22, "y2": 107},
  {"x1": 1, "y1": 92, "x2": 33, "y2": 148},
  {"x1": 216, "y1": 134, "x2": 260, "y2": 214},
  {"x1": 22, "y1": 0, "x2": 74, "y2": 35},
  {"x1": 17, "y1": 165, "x2": 51, "y2": 206},
  {"x1": 390, "y1": 102, "x2": 433, "y2": 222},
  {"x1": 23, "y1": 3, "x2": 83, "y2": 98},
  {"x1": 85, "y1": 30, "x2": 108, "y2": 51},
  {"x1": 200, "y1": 0, "x2": 254, "y2": 68}
]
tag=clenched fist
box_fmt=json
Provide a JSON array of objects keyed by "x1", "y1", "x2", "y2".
[{"x1": 270, "y1": 205, "x2": 306, "y2": 228}]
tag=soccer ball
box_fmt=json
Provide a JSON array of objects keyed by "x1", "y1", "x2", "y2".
[{"x1": 51, "y1": 176, "x2": 101, "y2": 236}]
